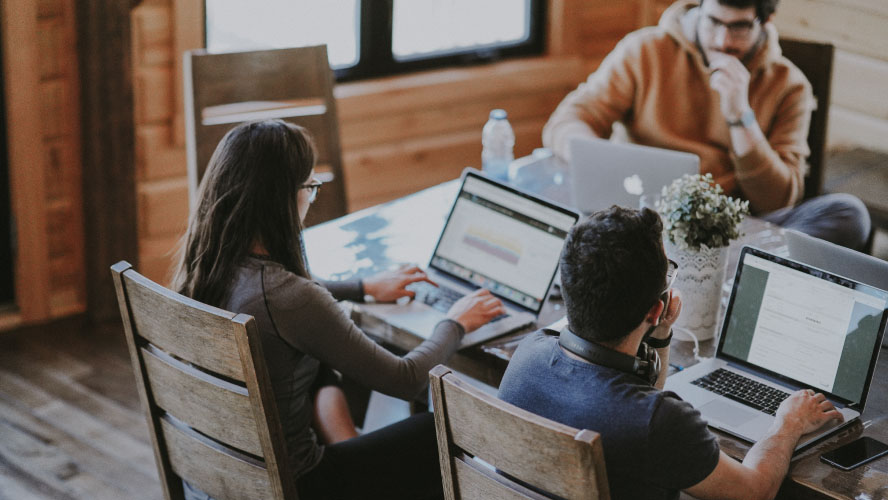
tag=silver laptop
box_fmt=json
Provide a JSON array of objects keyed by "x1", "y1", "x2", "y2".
[
  {"x1": 568, "y1": 137, "x2": 699, "y2": 213},
  {"x1": 361, "y1": 169, "x2": 580, "y2": 349},
  {"x1": 785, "y1": 229, "x2": 888, "y2": 348},
  {"x1": 666, "y1": 246, "x2": 888, "y2": 451}
]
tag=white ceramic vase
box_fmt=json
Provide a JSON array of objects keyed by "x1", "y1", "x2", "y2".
[{"x1": 664, "y1": 240, "x2": 728, "y2": 341}]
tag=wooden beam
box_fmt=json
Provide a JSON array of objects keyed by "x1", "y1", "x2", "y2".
[
  {"x1": 546, "y1": 0, "x2": 581, "y2": 56},
  {"x1": 2, "y1": 0, "x2": 51, "y2": 321},
  {"x1": 75, "y1": 0, "x2": 141, "y2": 323},
  {"x1": 172, "y1": 0, "x2": 203, "y2": 147}
]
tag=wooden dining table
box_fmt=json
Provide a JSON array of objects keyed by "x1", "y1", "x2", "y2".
[{"x1": 304, "y1": 155, "x2": 888, "y2": 500}]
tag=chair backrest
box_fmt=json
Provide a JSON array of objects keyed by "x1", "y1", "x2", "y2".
[
  {"x1": 184, "y1": 45, "x2": 347, "y2": 226},
  {"x1": 110, "y1": 261, "x2": 297, "y2": 500},
  {"x1": 430, "y1": 365, "x2": 610, "y2": 500},
  {"x1": 779, "y1": 38, "x2": 834, "y2": 201}
]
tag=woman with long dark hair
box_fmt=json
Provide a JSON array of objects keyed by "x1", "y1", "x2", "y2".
[{"x1": 173, "y1": 119, "x2": 504, "y2": 499}]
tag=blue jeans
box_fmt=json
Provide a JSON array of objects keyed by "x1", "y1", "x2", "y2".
[{"x1": 761, "y1": 193, "x2": 871, "y2": 251}]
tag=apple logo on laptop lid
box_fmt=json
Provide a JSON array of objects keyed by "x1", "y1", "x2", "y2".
[{"x1": 623, "y1": 174, "x2": 644, "y2": 196}]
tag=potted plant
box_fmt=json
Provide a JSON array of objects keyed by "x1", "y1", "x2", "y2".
[{"x1": 655, "y1": 173, "x2": 749, "y2": 340}]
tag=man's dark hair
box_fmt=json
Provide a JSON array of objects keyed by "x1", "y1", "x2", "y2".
[
  {"x1": 715, "y1": 0, "x2": 779, "y2": 20},
  {"x1": 560, "y1": 207, "x2": 668, "y2": 344}
]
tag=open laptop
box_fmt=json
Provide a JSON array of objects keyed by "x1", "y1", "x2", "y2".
[
  {"x1": 360, "y1": 169, "x2": 580, "y2": 350},
  {"x1": 568, "y1": 137, "x2": 699, "y2": 214},
  {"x1": 666, "y1": 246, "x2": 888, "y2": 451}
]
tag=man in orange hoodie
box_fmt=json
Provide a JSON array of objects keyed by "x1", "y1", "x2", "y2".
[{"x1": 544, "y1": 0, "x2": 870, "y2": 250}]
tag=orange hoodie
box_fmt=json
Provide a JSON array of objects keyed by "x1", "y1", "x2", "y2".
[{"x1": 542, "y1": 0, "x2": 814, "y2": 213}]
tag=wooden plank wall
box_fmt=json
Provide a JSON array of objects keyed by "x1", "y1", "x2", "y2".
[
  {"x1": 335, "y1": 59, "x2": 586, "y2": 209},
  {"x1": 775, "y1": 0, "x2": 888, "y2": 152},
  {"x1": 1, "y1": 0, "x2": 85, "y2": 326}
]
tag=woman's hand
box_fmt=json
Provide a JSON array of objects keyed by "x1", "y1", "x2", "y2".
[
  {"x1": 362, "y1": 265, "x2": 436, "y2": 303},
  {"x1": 446, "y1": 289, "x2": 507, "y2": 333}
]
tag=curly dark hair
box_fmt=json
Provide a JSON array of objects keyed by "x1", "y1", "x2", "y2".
[
  {"x1": 714, "y1": 0, "x2": 779, "y2": 20},
  {"x1": 560, "y1": 207, "x2": 668, "y2": 344}
]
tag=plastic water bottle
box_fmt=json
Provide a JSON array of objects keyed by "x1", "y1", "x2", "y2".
[{"x1": 481, "y1": 109, "x2": 515, "y2": 182}]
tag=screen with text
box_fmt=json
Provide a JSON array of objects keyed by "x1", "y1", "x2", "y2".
[{"x1": 721, "y1": 253, "x2": 888, "y2": 403}]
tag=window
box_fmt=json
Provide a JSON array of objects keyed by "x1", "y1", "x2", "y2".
[
  {"x1": 204, "y1": 0, "x2": 546, "y2": 81},
  {"x1": 205, "y1": 1, "x2": 360, "y2": 68}
]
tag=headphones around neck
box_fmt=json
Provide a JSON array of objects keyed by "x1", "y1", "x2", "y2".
[{"x1": 557, "y1": 327, "x2": 660, "y2": 386}]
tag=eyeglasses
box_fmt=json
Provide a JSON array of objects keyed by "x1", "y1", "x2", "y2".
[
  {"x1": 702, "y1": 14, "x2": 759, "y2": 39},
  {"x1": 299, "y1": 180, "x2": 323, "y2": 204}
]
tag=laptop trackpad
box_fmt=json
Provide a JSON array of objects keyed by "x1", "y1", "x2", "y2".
[{"x1": 700, "y1": 400, "x2": 759, "y2": 427}]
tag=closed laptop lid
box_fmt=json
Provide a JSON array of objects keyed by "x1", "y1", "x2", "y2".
[
  {"x1": 568, "y1": 136, "x2": 699, "y2": 213},
  {"x1": 717, "y1": 246, "x2": 888, "y2": 410},
  {"x1": 429, "y1": 169, "x2": 579, "y2": 315},
  {"x1": 785, "y1": 229, "x2": 888, "y2": 292}
]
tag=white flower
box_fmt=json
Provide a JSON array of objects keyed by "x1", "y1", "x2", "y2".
[{"x1": 656, "y1": 173, "x2": 749, "y2": 250}]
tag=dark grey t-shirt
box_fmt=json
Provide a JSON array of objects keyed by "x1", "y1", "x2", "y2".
[
  {"x1": 225, "y1": 256, "x2": 465, "y2": 477},
  {"x1": 498, "y1": 330, "x2": 719, "y2": 500}
]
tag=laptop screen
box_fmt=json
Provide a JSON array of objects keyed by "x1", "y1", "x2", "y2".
[
  {"x1": 718, "y1": 248, "x2": 888, "y2": 407},
  {"x1": 430, "y1": 173, "x2": 578, "y2": 313}
]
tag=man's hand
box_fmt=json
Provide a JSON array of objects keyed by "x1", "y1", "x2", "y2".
[
  {"x1": 773, "y1": 389, "x2": 843, "y2": 437},
  {"x1": 708, "y1": 52, "x2": 752, "y2": 123},
  {"x1": 362, "y1": 264, "x2": 435, "y2": 303},
  {"x1": 686, "y1": 389, "x2": 844, "y2": 500},
  {"x1": 650, "y1": 290, "x2": 682, "y2": 340},
  {"x1": 446, "y1": 288, "x2": 507, "y2": 333}
]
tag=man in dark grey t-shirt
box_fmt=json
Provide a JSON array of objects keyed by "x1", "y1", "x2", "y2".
[{"x1": 499, "y1": 207, "x2": 843, "y2": 500}]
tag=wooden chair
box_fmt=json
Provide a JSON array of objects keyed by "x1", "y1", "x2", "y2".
[
  {"x1": 184, "y1": 45, "x2": 347, "y2": 226},
  {"x1": 111, "y1": 261, "x2": 298, "y2": 499},
  {"x1": 779, "y1": 38, "x2": 834, "y2": 201},
  {"x1": 430, "y1": 365, "x2": 610, "y2": 500}
]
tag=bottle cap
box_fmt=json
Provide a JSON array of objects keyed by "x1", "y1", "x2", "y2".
[{"x1": 489, "y1": 109, "x2": 507, "y2": 120}]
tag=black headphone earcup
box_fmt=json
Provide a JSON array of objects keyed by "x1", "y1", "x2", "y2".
[{"x1": 635, "y1": 343, "x2": 661, "y2": 385}]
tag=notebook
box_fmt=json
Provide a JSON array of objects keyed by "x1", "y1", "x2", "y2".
[
  {"x1": 360, "y1": 169, "x2": 580, "y2": 350},
  {"x1": 665, "y1": 246, "x2": 888, "y2": 451},
  {"x1": 568, "y1": 137, "x2": 699, "y2": 214}
]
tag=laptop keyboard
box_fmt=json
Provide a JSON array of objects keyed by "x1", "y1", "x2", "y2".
[
  {"x1": 691, "y1": 368, "x2": 790, "y2": 416},
  {"x1": 410, "y1": 282, "x2": 508, "y2": 323}
]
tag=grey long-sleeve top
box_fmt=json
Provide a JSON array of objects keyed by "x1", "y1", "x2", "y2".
[{"x1": 224, "y1": 256, "x2": 464, "y2": 477}]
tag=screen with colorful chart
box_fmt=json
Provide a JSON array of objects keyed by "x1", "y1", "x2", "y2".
[{"x1": 432, "y1": 176, "x2": 576, "y2": 311}]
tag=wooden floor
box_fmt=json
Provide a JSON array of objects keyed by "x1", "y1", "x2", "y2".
[{"x1": 0, "y1": 317, "x2": 163, "y2": 500}]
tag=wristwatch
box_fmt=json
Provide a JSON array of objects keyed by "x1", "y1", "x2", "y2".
[
  {"x1": 727, "y1": 108, "x2": 756, "y2": 128},
  {"x1": 645, "y1": 329, "x2": 673, "y2": 349}
]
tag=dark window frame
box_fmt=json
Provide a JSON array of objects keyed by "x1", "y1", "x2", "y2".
[
  {"x1": 204, "y1": 0, "x2": 547, "y2": 82},
  {"x1": 0, "y1": 22, "x2": 14, "y2": 305}
]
